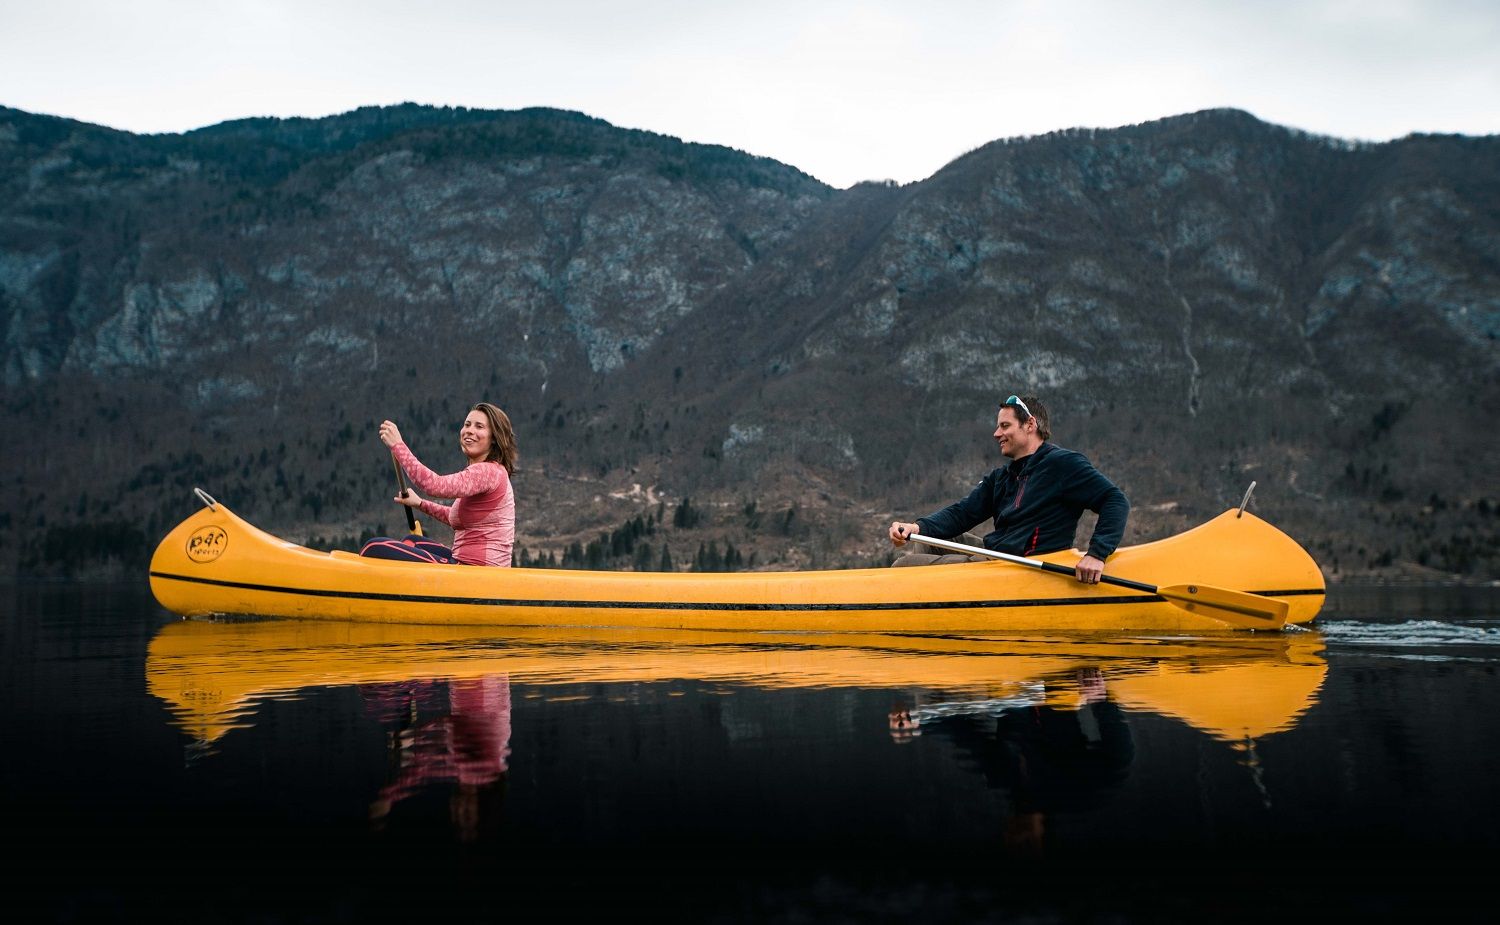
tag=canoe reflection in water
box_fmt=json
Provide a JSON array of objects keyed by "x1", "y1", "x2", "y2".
[
  {"x1": 147, "y1": 620, "x2": 1326, "y2": 846},
  {"x1": 360, "y1": 675, "x2": 511, "y2": 842},
  {"x1": 890, "y1": 667, "x2": 1135, "y2": 855}
]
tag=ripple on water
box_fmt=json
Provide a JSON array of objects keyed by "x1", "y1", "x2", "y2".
[{"x1": 1317, "y1": 619, "x2": 1500, "y2": 660}]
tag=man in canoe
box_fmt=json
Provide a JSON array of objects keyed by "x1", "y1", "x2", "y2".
[{"x1": 888, "y1": 394, "x2": 1128, "y2": 583}]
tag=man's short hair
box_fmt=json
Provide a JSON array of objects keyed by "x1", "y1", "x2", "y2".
[{"x1": 1003, "y1": 394, "x2": 1051, "y2": 441}]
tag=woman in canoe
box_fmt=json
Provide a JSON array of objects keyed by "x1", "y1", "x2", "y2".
[{"x1": 360, "y1": 402, "x2": 518, "y2": 566}]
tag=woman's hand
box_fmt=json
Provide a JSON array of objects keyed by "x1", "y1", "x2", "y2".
[
  {"x1": 379, "y1": 420, "x2": 403, "y2": 448},
  {"x1": 394, "y1": 489, "x2": 422, "y2": 508}
]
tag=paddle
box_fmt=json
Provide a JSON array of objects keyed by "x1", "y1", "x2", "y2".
[
  {"x1": 906, "y1": 533, "x2": 1289, "y2": 630},
  {"x1": 391, "y1": 452, "x2": 423, "y2": 538}
]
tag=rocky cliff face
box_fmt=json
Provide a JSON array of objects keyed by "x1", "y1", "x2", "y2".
[{"x1": 2, "y1": 104, "x2": 1495, "y2": 579}]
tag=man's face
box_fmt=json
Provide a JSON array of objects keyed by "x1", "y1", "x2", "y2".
[{"x1": 993, "y1": 407, "x2": 1035, "y2": 459}]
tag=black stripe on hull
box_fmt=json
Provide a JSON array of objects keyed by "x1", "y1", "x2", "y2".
[{"x1": 150, "y1": 571, "x2": 1323, "y2": 613}]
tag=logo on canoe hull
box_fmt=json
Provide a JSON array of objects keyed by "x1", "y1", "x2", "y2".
[{"x1": 187, "y1": 526, "x2": 228, "y2": 563}]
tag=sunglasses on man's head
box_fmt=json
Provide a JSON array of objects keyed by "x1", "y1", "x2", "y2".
[{"x1": 1003, "y1": 394, "x2": 1032, "y2": 419}]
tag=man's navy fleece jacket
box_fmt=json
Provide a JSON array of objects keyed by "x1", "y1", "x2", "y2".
[{"x1": 915, "y1": 442, "x2": 1129, "y2": 559}]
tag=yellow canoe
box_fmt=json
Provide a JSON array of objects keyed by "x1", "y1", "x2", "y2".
[
  {"x1": 148, "y1": 490, "x2": 1324, "y2": 631},
  {"x1": 145, "y1": 620, "x2": 1328, "y2": 748}
]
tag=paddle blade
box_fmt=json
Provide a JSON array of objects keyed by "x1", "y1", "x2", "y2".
[{"x1": 1156, "y1": 584, "x2": 1289, "y2": 630}]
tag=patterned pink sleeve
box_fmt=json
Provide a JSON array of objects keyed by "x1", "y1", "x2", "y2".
[
  {"x1": 417, "y1": 498, "x2": 453, "y2": 526},
  {"x1": 392, "y1": 442, "x2": 504, "y2": 499}
]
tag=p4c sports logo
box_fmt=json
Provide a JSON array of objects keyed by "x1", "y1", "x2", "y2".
[{"x1": 186, "y1": 525, "x2": 228, "y2": 563}]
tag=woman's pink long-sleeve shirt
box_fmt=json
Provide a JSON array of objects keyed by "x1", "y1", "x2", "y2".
[{"x1": 392, "y1": 442, "x2": 514, "y2": 566}]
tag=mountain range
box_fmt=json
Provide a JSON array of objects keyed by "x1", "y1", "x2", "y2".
[{"x1": 2, "y1": 103, "x2": 1496, "y2": 580}]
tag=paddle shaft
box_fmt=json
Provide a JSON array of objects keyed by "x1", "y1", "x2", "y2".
[
  {"x1": 391, "y1": 453, "x2": 422, "y2": 537},
  {"x1": 907, "y1": 532, "x2": 1288, "y2": 628},
  {"x1": 909, "y1": 533, "x2": 1153, "y2": 591}
]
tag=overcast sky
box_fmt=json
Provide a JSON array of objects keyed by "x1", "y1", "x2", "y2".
[{"x1": 3, "y1": 0, "x2": 1496, "y2": 188}]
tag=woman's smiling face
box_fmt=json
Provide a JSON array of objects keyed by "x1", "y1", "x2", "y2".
[{"x1": 459, "y1": 410, "x2": 492, "y2": 461}]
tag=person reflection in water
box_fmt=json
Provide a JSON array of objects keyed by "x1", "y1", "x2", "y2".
[
  {"x1": 361, "y1": 674, "x2": 512, "y2": 843},
  {"x1": 891, "y1": 667, "x2": 1133, "y2": 856}
]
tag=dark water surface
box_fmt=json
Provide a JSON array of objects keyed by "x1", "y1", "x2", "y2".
[{"x1": 4, "y1": 581, "x2": 1497, "y2": 923}]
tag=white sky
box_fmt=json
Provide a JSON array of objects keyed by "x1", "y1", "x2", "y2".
[{"x1": 2, "y1": 0, "x2": 1497, "y2": 188}]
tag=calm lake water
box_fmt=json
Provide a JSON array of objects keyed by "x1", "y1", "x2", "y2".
[{"x1": 4, "y1": 580, "x2": 1498, "y2": 923}]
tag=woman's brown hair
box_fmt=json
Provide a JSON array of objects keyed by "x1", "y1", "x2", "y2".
[{"x1": 473, "y1": 402, "x2": 518, "y2": 475}]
